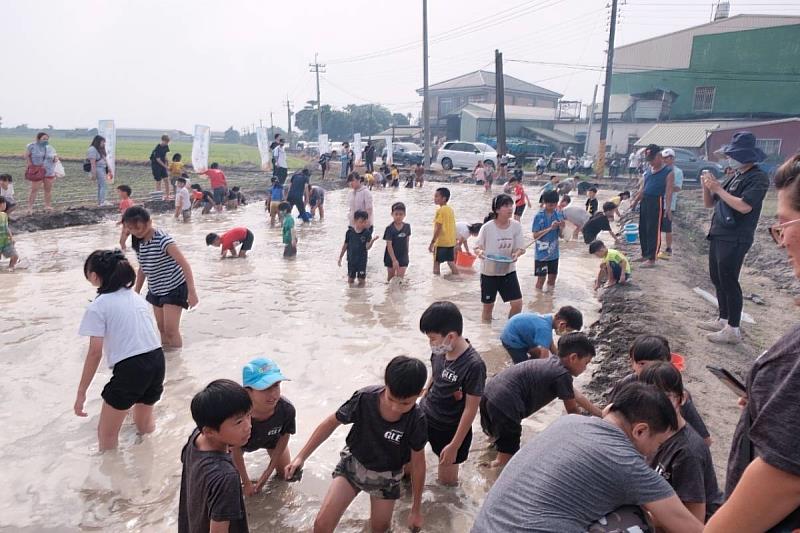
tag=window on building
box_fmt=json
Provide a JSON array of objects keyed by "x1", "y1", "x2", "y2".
[
  {"x1": 755, "y1": 138, "x2": 782, "y2": 158},
  {"x1": 693, "y1": 87, "x2": 716, "y2": 112},
  {"x1": 438, "y1": 96, "x2": 467, "y2": 117},
  {"x1": 468, "y1": 94, "x2": 486, "y2": 103}
]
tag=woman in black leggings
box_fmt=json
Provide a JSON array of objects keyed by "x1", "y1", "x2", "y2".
[{"x1": 698, "y1": 132, "x2": 769, "y2": 345}]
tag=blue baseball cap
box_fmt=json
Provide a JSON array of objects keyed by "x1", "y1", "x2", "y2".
[{"x1": 242, "y1": 358, "x2": 289, "y2": 390}]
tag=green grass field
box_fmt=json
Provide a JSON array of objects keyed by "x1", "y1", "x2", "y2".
[{"x1": 0, "y1": 135, "x2": 305, "y2": 167}]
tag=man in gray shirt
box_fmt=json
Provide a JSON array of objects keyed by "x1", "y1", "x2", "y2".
[{"x1": 472, "y1": 383, "x2": 703, "y2": 533}]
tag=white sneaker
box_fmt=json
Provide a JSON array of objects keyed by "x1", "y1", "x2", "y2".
[
  {"x1": 707, "y1": 326, "x2": 742, "y2": 345},
  {"x1": 698, "y1": 318, "x2": 726, "y2": 332}
]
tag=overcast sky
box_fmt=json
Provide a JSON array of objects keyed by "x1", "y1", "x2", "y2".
[{"x1": 1, "y1": 0, "x2": 796, "y2": 133}]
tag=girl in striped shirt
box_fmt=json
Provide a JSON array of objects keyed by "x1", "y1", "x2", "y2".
[{"x1": 122, "y1": 206, "x2": 198, "y2": 349}]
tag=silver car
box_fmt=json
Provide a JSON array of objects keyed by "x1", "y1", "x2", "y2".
[{"x1": 437, "y1": 141, "x2": 515, "y2": 171}]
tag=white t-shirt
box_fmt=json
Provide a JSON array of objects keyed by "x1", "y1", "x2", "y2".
[
  {"x1": 0, "y1": 182, "x2": 14, "y2": 201},
  {"x1": 175, "y1": 187, "x2": 191, "y2": 211},
  {"x1": 476, "y1": 219, "x2": 524, "y2": 276},
  {"x1": 78, "y1": 288, "x2": 162, "y2": 368},
  {"x1": 562, "y1": 205, "x2": 591, "y2": 227},
  {"x1": 456, "y1": 221, "x2": 471, "y2": 241},
  {"x1": 273, "y1": 145, "x2": 287, "y2": 168}
]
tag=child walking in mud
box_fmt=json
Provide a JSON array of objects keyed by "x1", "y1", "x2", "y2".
[
  {"x1": 430, "y1": 188, "x2": 459, "y2": 276},
  {"x1": 0, "y1": 196, "x2": 19, "y2": 270},
  {"x1": 383, "y1": 202, "x2": 411, "y2": 282},
  {"x1": 280, "y1": 202, "x2": 297, "y2": 257},
  {"x1": 75, "y1": 249, "x2": 165, "y2": 450},
  {"x1": 116, "y1": 185, "x2": 134, "y2": 249},
  {"x1": 339, "y1": 210, "x2": 378, "y2": 285}
]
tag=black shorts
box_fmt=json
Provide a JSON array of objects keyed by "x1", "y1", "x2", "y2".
[
  {"x1": 514, "y1": 205, "x2": 525, "y2": 217},
  {"x1": 479, "y1": 397, "x2": 523, "y2": 455},
  {"x1": 146, "y1": 282, "x2": 189, "y2": 309},
  {"x1": 534, "y1": 259, "x2": 559, "y2": 277},
  {"x1": 661, "y1": 215, "x2": 672, "y2": 233},
  {"x1": 102, "y1": 348, "x2": 166, "y2": 410},
  {"x1": 383, "y1": 253, "x2": 409, "y2": 268},
  {"x1": 348, "y1": 260, "x2": 367, "y2": 279},
  {"x1": 152, "y1": 165, "x2": 168, "y2": 180},
  {"x1": 435, "y1": 246, "x2": 455, "y2": 263},
  {"x1": 481, "y1": 272, "x2": 522, "y2": 304},
  {"x1": 275, "y1": 167, "x2": 288, "y2": 183},
  {"x1": 428, "y1": 423, "x2": 472, "y2": 464},
  {"x1": 240, "y1": 230, "x2": 255, "y2": 251}
]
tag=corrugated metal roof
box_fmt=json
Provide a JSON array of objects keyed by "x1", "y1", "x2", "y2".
[
  {"x1": 614, "y1": 15, "x2": 800, "y2": 72},
  {"x1": 634, "y1": 123, "x2": 720, "y2": 148},
  {"x1": 522, "y1": 127, "x2": 581, "y2": 144},
  {"x1": 461, "y1": 103, "x2": 557, "y2": 121},
  {"x1": 418, "y1": 70, "x2": 561, "y2": 97},
  {"x1": 714, "y1": 117, "x2": 800, "y2": 131},
  {"x1": 593, "y1": 94, "x2": 635, "y2": 115}
]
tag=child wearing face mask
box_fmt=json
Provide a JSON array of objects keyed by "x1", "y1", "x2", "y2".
[
  {"x1": 499, "y1": 306, "x2": 584, "y2": 364},
  {"x1": 418, "y1": 301, "x2": 487, "y2": 486}
]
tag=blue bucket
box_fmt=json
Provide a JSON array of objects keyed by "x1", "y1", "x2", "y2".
[
  {"x1": 624, "y1": 231, "x2": 638, "y2": 243},
  {"x1": 623, "y1": 223, "x2": 639, "y2": 232}
]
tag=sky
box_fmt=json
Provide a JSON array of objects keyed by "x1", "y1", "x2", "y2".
[{"x1": 1, "y1": 0, "x2": 797, "y2": 134}]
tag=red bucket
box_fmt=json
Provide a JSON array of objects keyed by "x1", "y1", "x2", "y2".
[
  {"x1": 455, "y1": 250, "x2": 477, "y2": 268},
  {"x1": 670, "y1": 353, "x2": 685, "y2": 372}
]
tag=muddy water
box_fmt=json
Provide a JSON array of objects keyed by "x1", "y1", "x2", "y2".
[{"x1": 1, "y1": 183, "x2": 601, "y2": 532}]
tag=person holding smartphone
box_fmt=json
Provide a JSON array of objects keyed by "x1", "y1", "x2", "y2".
[{"x1": 706, "y1": 154, "x2": 800, "y2": 532}]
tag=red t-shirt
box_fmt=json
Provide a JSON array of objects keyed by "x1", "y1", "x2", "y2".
[
  {"x1": 205, "y1": 169, "x2": 227, "y2": 189},
  {"x1": 514, "y1": 184, "x2": 525, "y2": 207},
  {"x1": 119, "y1": 198, "x2": 135, "y2": 213},
  {"x1": 221, "y1": 227, "x2": 248, "y2": 251}
]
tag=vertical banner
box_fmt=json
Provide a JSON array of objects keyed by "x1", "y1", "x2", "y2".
[
  {"x1": 98, "y1": 119, "x2": 116, "y2": 177},
  {"x1": 192, "y1": 125, "x2": 210, "y2": 172},
  {"x1": 385, "y1": 136, "x2": 393, "y2": 165},
  {"x1": 318, "y1": 134, "x2": 329, "y2": 156},
  {"x1": 256, "y1": 127, "x2": 270, "y2": 170},
  {"x1": 353, "y1": 133, "x2": 363, "y2": 164}
]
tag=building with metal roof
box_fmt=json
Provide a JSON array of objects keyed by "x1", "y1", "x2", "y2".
[{"x1": 634, "y1": 123, "x2": 721, "y2": 149}]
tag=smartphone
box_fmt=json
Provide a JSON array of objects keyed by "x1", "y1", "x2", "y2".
[{"x1": 706, "y1": 365, "x2": 746, "y2": 396}]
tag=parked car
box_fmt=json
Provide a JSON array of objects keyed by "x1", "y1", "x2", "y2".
[
  {"x1": 671, "y1": 148, "x2": 722, "y2": 182},
  {"x1": 381, "y1": 142, "x2": 424, "y2": 166},
  {"x1": 437, "y1": 141, "x2": 515, "y2": 171}
]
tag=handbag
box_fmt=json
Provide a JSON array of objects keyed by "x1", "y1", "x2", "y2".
[{"x1": 25, "y1": 145, "x2": 47, "y2": 180}]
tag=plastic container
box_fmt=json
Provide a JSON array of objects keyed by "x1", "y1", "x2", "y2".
[
  {"x1": 455, "y1": 250, "x2": 477, "y2": 268},
  {"x1": 482, "y1": 254, "x2": 515, "y2": 276},
  {"x1": 623, "y1": 223, "x2": 639, "y2": 243},
  {"x1": 670, "y1": 353, "x2": 685, "y2": 372},
  {"x1": 623, "y1": 223, "x2": 639, "y2": 232}
]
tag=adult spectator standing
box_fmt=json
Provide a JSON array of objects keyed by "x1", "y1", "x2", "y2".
[
  {"x1": 660, "y1": 148, "x2": 684, "y2": 259},
  {"x1": 287, "y1": 168, "x2": 312, "y2": 221},
  {"x1": 268, "y1": 133, "x2": 280, "y2": 176},
  {"x1": 699, "y1": 132, "x2": 769, "y2": 345},
  {"x1": 339, "y1": 142, "x2": 351, "y2": 179},
  {"x1": 149, "y1": 135, "x2": 170, "y2": 197},
  {"x1": 87, "y1": 135, "x2": 110, "y2": 206},
  {"x1": 24, "y1": 132, "x2": 59, "y2": 213},
  {"x1": 705, "y1": 154, "x2": 800, "y2": 531},
  {"x1": 347, "y1": 172, "x2": 373, "y2": 234},
  {"x1": 567, "y1": 156, "x2": 577, "y2": 176},
  {"x1": 630, "y1": 144, "x2": 674, "y2": 268},
  {"x1": 364, "y1": 140, "x2": 375, "y2": 173},
  {"x1": 273, "y1": 138, "x2": 288, "y2": 184},
  {"x1": 471, "y1": 383, "x2": 703, "y2": 533},
  {"x1": 628, "y1": 151, "x2": 639, "y2": 179}
]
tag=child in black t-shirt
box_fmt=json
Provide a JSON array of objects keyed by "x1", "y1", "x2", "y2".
[
  {"x1": 419, "y1": 301, "x2": 487, "y2": 485},
  {"x1": 285, "y1": 356, "x2": 428, "y2": 532},
  {"x1": 338, "y1": 209, "x2": 378, "y2": 286},
  {"x1": 231, "y1": 358, "x2": 296, "y2": 497},
  {"x1": 607, "y1": 334, "x2": 712, "y2": 446},
  {"x1": 383, "y1": 202, "x2": 411, "y2": 282},
  {"x1": 179, "y1": 380, "x2": 252, "y2": 533},
  {"x1": 640, "y1": 362, "x2": 723, "y2": 522},
  {"x1": 480, "y1": 332, "x2": 602, "y2": 468},
  {"x1": 585, "y1": 187, "x2": 599, "y2": 216}
]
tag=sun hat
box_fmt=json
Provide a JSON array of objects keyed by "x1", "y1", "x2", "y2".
[
  {"x1": 242, "y1": 358, "x2": 289, "y2": 390},
  {"x1": 661, "y1": 148, "x2": 675, "y2": 158},
  {"x1": 718, "y1": 131, "x2": 766, "y2": 164}
]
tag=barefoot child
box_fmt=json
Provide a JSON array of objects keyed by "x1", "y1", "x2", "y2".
[
  {"x1": 474, "y1": 194, "x2": 525, "y2": 321},
  {"x1": 500, "y1": 307, "x2": 583, "y2": 363},
  {"x1": 122, "y1": 206, "x2": 199, "y2": 349},
  {"x1": 480, "y1": 332, "x2": 602, "y2": 468},
  {"x1": 508, "y1": 176, "x2": 532, "y2": 221},
  {"x1": 231, "y1": 358, "x2": 296, "y2": 497},
  {"x1": 284, "y1": 356, "x2": 428, "y2": 533},
  {"x1": 585, "y1": 187, "x2": 599, "y2": 216},
  {"x1": 75, "y1": 250, "x2": 165, "y2": 450},
  {"x1": 191, "y1": 184, "x2": 215, "y2": 214},
  {"x1": 267, "y1": 177, "x2": 284, "y2": 226},
  {"x1": 339, "y1": 210, "x2": 378, "y2": 286},
  {"x1": 280, "y1": 202, "x2": 297, "y2": 257},
  {"x1": 383, "y1": 202, "x2": 411, "y2": 282},
  {"x1": 456, "y1": 221, "x2": 482, "y2": 255},
  {"x1": 116, "y1": 185, "x2": 135, "y2": 249},
  {"x1": 429, "y1": 187, "x2": 459, "y2": 276},
  {"x1": 0, "y1": 197, "x2": 19, "y2": 270},
  {"x1": 179, "y1": 380, "x2": 252, "y2": 533},
  {"x1": 589, "y1": 240, "x2": 631, "y2": 289},
  {"x1": 168, "y1": 153, "x2": 185, "y2": 200},
  {"x1": 206, "y1": 227, "x2": 255, "y2": 259},
  {"x1": 174, "y1": 177, "x2": 192, "y2": 222},
  {"x1": 419, "y1": 301, "x2": 486, "y2": 485},
  {"x1": 0, "y1": 174, "x2": 16, "y2": 215},
  {"x1": 532, "y1": 190, "x2": 565, "y2": 291}
]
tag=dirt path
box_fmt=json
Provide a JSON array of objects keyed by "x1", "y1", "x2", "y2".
[{"x1": 586, "y1": 192, "x2": 797, "y2": 480}]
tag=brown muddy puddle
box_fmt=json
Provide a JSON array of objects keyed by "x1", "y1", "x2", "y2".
[{"x1": 1, "y1": 183, "x2": 601, "y2": 531}]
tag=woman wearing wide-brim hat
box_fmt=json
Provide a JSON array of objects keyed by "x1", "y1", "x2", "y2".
[{"x1": 698, "y1": 131, "x2": 769, "y2": 345}]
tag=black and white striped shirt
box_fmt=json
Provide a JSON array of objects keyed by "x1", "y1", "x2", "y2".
[{"x1": 133, "y1": 229, "x2": 186, "y2": 296}]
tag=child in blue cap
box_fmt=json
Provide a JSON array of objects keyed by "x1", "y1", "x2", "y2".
[{"x1": 231, "y1": 358, "x2": 296, "y2": 496}]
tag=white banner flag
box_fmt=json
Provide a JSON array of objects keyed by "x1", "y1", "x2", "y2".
[
  {"x1": 385, "y1": 136, "x2": 393, "y2": 165},
  {"x1": 318, "y1": 134, "x2": 329, "y2": 155},
  {"x1": 192, "y1": 125, "x2": 211, "y2": 172},
  {"x1": 256, "y1": 127, "x2": 270, "y2": 170},
  {"x1": 353, "y1": 133, "x2": 363, "y2": 164},
  {"x1": 98, "y1": 119, "x2": 116, "y2": 178}
]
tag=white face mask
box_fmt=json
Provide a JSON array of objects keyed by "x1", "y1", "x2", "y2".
[
  {"x1": 431, "y1": 338, "x2": 453, "y2": 356},
  {"x1": 728, "y1": 158, "x2": 746, "y2": 170}
]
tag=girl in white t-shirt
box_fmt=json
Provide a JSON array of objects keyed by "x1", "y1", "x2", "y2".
[
  {"x1": 475, "y1": 194, "x2": 526, "y2": 321},
  {"x1": 75, "y1": 249, "x2": 165, "y2": 451}
]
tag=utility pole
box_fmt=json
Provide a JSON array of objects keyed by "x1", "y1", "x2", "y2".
[
  {"x1": 422, "y1": 0, "x2": 432, "y2": 170},
  {"x1": 495, "y1": 49, "x2": 507, "y2": 158},
  {"x1": 269, "y1": 111, "x2": 274, "y2": 140},
  {"x1": 285, "y1": 96, "x2": 293, "y2": 149},
  {"x1": 584, "y1": 84, "x2": 598, "y2": 155},
  {"x1": 309, "y1": 53, "x2": 326, "y2": 137},
  {"x1": 597, "y1": 0, "x2": 618, "y2": 178}
]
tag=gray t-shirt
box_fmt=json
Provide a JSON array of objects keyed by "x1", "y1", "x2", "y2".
[
  {"x1": 26, "y1": 142, "x2": 56, "y2": 175},
  {"x1": 471, "y1": 416, "x2": 674, "y2": 533},
  {"x1": 562, "y1": 205, "x2": 591, "y2": 227},
  {"x1": 87, "y1": 146, "x2": 107, "y2": 172},
  {"x1": 484, "y1": 356, "x2": 574, "y2": 423}
]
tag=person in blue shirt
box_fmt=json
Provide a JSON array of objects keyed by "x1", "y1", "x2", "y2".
[
  {"x1": 267, "y1": 177, "x2": 284, "y2": 226},
  {"x1": 630, "y1": 144, "x2": 674, "y2": 267},
  {"x1": 339, "y1": 142, "x2": 351, "y2": 179},
  {"x1": 499, "y1": 307, "x2": 583, "y2": 364},
  {"x1": 532, "y1": 190, "x2": 565, "y2": 291}
]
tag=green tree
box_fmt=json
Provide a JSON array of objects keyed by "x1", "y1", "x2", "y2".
[
  {"x1": 391, "y1": 113, "x2": 410, "y2": 126},
  {"x1": 223, "y1": 126, "x2": 240, "y2": 143}
]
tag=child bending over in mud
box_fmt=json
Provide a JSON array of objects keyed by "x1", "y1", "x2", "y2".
[
  {"x1": 589, "y1": 240, "x2": 631, "y2": 289},
  {"x1": 116, "y1": 185, "x2": 135, "y2": 249},
  {"x1": 0, "y1": 197, "x2": 19, "y2": 270}
]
